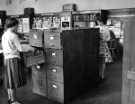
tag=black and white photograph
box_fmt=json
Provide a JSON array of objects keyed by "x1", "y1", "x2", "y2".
[{"x1": 0, "y1": 0, "x2": 134, "y2": 104}]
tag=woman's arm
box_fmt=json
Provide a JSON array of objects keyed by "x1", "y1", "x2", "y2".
[{"x1": 13, "y1": 34, "x2": 23, "y2": 52}]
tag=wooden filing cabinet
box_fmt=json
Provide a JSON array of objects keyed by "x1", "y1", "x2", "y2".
[
  {"x1": 44, "y1": 29, "x2": 64, "y2": 103},
  {"x1": 42, "y1": 28, "x2": 100, "y2": 103}
]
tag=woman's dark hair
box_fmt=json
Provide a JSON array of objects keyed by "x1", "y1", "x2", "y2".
[
  {"x1": 5, "y1": 17, "x2": 19, "y2": 29},
  {"x1": 96, "y1": 10, "x2": 109, "y2": 25}
]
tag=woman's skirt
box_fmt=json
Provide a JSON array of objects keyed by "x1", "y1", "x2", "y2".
[
  {"x1": 99, "y1": 40, "x2": 112, "y2": 63},
  {"x1": 4, "y1": 58, "x2": 27, "y2": 89}
]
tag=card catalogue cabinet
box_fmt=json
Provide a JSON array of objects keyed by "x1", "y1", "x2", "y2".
[
  {"x1": 45, "y1": 28, "x2": 99, "y2": 103},
  {"x1": 32, "y1": 28, "x2": 100, "y2": 103}
]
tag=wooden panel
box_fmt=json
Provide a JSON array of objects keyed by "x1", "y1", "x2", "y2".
[
  {"x1": 122, "y1": 19, "x2": 131, "y2": 104},
  {"x1": 122, "y1": 18, "x2": 135, "y2": 104},
  {"x1": 128, "y1": 19, "x2": 135, "y2": 104},
  {"x1": 83, "y1": 28, "x2": 100, "y2": 55}
]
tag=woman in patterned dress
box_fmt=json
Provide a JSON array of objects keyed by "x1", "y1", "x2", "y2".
[{"x1": 97, "y1": 20, "x2": 112, "y2": 80}]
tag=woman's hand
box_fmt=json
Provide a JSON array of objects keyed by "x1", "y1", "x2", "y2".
[{"x1": 21, "y1": 44, "x2": 36, "y2": 52}]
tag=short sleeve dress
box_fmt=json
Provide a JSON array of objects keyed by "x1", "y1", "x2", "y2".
[{"x1": 2, "y1": 29, "x2": 26, "y2": 89}]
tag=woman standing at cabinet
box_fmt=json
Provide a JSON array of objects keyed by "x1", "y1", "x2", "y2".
[{"x1": 2, "y1": 18, "x2": 34, "y2": 104}]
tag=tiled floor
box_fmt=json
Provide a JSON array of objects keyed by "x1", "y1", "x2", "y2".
[{"x1": 0, "y1": 60, "x2": 122, "y2": 104}]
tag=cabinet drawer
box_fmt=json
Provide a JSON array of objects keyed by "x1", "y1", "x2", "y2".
[
  {"x1": 47, "y1": 80, "x2": 64, "y2": 103},
  {"x1": 45, "y1": 49, "x2": 63, "y2": 66},
  {"x1": 47, "y1": 66, "x2": 63, "y2": 83},
  {"x1": 44, "y1": 29, "x2": 62, "y2": 49},
  {"x1": 44, "y1": 34, "x2": 62, "y2": 49},
  {"x1": 32, "y1": 64, "x2": 47, "y2": 96},
  {"x1": 23, "y1": 50, "x2": 45, "y2": 67},
  {"x1": 29, "y1": 29, "x2": 44, "y2": 47}
]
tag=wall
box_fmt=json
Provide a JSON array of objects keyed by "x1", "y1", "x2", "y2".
[
  {"x1": 3, "y1": 0, "x2": 135, "y2": 15},
  {"x1": 0, "y1": 0, "x2": 7, "y2": 11}
]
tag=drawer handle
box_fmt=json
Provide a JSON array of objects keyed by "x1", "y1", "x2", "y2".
[
  {"x1": 52, "y1": 68, "x2": 57, "y2": 72},
  {"x1": 52, "y1": 84, "x2": 57, "y2": 88},
  {"x1": 36, "y1": 65, "x2": 40, "y2": 69},
  {"x1": 52, "y1": 52, "x2": 56, "y2": 56},
  {"x1": 33, "y1": 34, "x2": 38, "y2": 39},
  {"x1": 50, "y1": 36, "x2": 54, "y2": 40}
]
